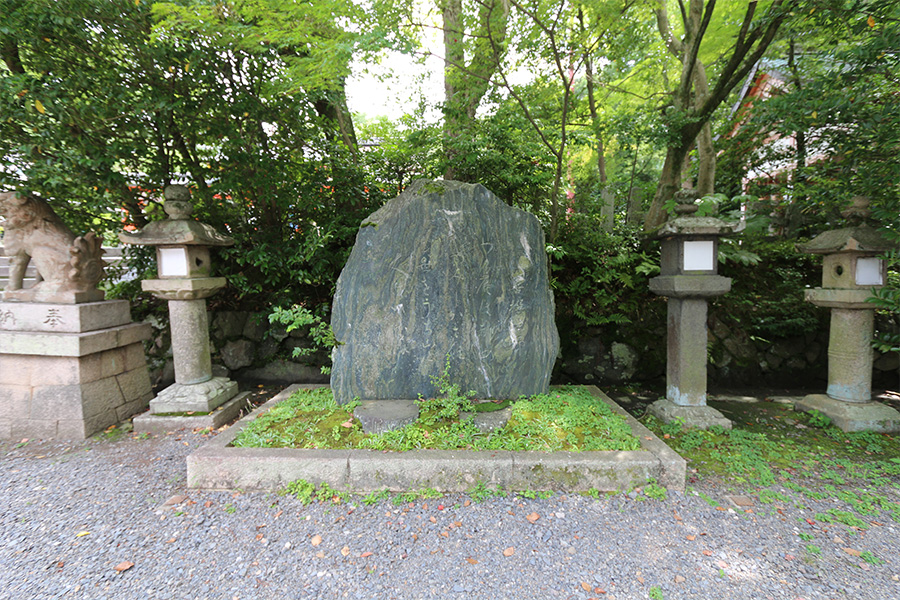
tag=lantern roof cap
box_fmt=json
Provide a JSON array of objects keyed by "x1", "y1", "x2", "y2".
[
  {"x1": 799, "y1": 226, "x2": 893, "y2": 255},
  {"x1": 653, "y1": 215, "x2": 739, "y2": 239},
  {"x1": 119, "y1": 185, "x2": 233, "y2": 247}
]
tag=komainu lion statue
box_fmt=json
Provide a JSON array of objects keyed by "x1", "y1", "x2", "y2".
[{"x1": 0, "y1": 191, "x2": 105, "y2": 295}]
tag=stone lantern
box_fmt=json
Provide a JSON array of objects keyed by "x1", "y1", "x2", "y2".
[
  {"x1": 647, "y1": 190, "x2": 737, "y2": 429},
  {"x1": 120, "y1": 185, "x2": 248, "y2": 433},
  {"x1": 795, "y1": 199, "x2": 900, "y2": 432}
]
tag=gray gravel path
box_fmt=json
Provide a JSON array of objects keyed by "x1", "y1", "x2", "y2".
[{"x1": 2, "y1": 430, "x2": 899, "y2": 600}]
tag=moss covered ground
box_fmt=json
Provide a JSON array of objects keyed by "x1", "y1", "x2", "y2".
[
  {"x1": 642, "y1": 399, "x2": 900, "y2": 523},
  {"x1": 231, "y1": 385, "x2": 641, "y2": 453}
]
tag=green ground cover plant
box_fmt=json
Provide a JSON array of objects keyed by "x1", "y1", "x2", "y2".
[
  {"x1": 231, "y1": 385, "x2": 641, "y2": 453},
  {"x1": 644, "y1": 400, "x2": 900, "y2": 524}
]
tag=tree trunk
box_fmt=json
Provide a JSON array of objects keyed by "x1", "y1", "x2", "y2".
[
  {"x1": 313, "y1": 83, "x2": 359, "y2": 160},
  {"x1": 440, "y1": 0, "x2": 508, "y2": 181},
  {"x1": 644, "y1": 141, "x2": 691, "y2": 230},
  {"x1": 644, "y1": 0, "x2": 792, "y2": 231},
  {"x1": 584, "y1": 46, "x2": 613, "y2": 230}
]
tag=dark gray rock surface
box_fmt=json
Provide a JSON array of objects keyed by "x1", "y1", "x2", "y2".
[{"x1": 331, "y1": 180, "x2": 559, "y2": 404}]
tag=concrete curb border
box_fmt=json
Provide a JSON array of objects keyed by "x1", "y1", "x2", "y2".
[{"x1": 187, "y1": 385, "x2": 686, "y2": 493}]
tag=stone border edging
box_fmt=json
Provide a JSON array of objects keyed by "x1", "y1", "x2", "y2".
[{"x1": 187, "y1": 384, "x2": 686, "y2": 493}]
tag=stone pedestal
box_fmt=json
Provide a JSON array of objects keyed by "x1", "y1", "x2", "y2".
[
  {"x1": 0, "y1": 299, "x2": 153, "y2": 439},
  {"x1": 648, "y1": 275, "x2": 733, "y2": 430},
  {"x1": 795, "y1": 289, "x2": 900, "y2": 432},
  {"x1": 132, "y1": 276, "x2": 247, "y2": 434},
  {"x1": 824, "y1": 307, "x2": 874, "y2": 403},
  {"x1": 795, "y1": 394, "x2": 900, "y2": 433}
]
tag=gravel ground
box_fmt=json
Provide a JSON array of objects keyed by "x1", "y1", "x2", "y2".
[{"x1": 2, "y1": 427, "x2": 900, "y2": 600}]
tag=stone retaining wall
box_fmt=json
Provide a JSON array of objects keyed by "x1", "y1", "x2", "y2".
[{"x1": 142, "y1": 309, "x2": 897, "y2": 391}]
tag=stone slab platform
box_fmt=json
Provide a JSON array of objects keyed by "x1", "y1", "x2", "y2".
[
  {"x1": 187, "y1": 385, "x2": 686, "y2": 493},
  {"x1": 134, "y1": 392, "x2": 254, "y2": 435}
]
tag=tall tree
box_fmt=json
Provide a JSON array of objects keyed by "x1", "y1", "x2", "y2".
[
  {"x1": 643, "y1": 0, "x2": 795, "y2": 230},
  {"x1": 440, "y1": 0, "x2": 510, "y2": 181}
]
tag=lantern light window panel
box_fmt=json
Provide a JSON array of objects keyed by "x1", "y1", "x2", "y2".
[
  {"x1": 158, "y1": 247, "x2": 189, "y2": 277},
  {"x1": 683, "y1": 240, "x2": 716, "y2": 272},
  {"x1": 855, "y1": 257, "x2": 883, "y2": 286}
]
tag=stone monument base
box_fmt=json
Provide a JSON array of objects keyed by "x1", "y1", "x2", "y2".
[
  {"x1": 795, "y1": 394, "x2": 900, "y2": 433},
  {"x1": 648, "y1": 399, "x2": 732, "y2": 430},
  {"x1": 0, "y1": 300, "x2": 153, "y2": 440},
  {"x1": 133, "y1": 392, "x2": 252, "y2": 435}
]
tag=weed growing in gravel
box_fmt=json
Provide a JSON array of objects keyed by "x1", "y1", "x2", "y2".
[
  {"x1": 648, "y1": 585, "x2": 664, "y2": 600},
  {"x1": 517, "y1": 489, "x2": 554, "y2": 500},
  {"x1": 233, "y1": 385, "x2": 640, "y2": 452},
  {"x1": 644, "y1": 479, "x2": 667, "y2": 501},
  {"x1": 363, "y1": 489, "x2": 391, "y2": 505},
  {"x1": 281, "y1": 479, "x2": 315, "y2": 504},
  {"x1": 860, "y1": 551, "x2": 884, "y2": 566},
  {"x1": 468, "y1": 482, "x2": 506, "y2": 503}
]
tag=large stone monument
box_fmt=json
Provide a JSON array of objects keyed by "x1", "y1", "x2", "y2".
[
  {"x1": 0, "y1": 192, "x2": 153, "y2": 439},
  {"x1": 120, "y1": 185, "x2": 249, "y2": 433},
  {"x1": 795, "y1": 198, "x2": 900, "y2": 432},
  {"x1": 647, "y1": 191, "x2": 736, "y2": 430},
  {"x1": 331, "y1": 180, "x2": 559, "y2": 406}
]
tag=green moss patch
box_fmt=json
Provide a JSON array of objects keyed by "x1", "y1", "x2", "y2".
[
  {"x1": 231, "y1": 386, "x2": 641, "y2": 452},
  {"x1": 644, "y1": 399, "x2": 900, "y2": 523}
]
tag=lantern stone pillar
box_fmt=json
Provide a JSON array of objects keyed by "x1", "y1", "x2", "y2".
[
  {"x1": 795, "y1": 208, "x2": 900, "y2": 432},
  {"x1": 647, "y1": 191, "x2": 737, "y2": 430},
  {"x1": 120, "y1": 185, "x2": 250, "y2": 433}
]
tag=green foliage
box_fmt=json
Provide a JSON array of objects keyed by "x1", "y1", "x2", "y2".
[
  {"x1": 648, "y1": 585, "x2": 664, "y2": 600},
  {"x1": 268, "y1": 305, "x2": 336, "y2": 373},
  {"x1": 416, "y1": 357, "x2": 476, "y2": 426},
  {"x1": 712, "y1": 239, "x2": 823, "y2": 340},
  {"x1": 644, "y1": 479, "x2": 667, "y2": 501},
  {"x1": 468, "y1": 482, "x2": 506, "y2": 503},
  {"x1": 281, "y1": 479, "x2": 316, "y2": 505},
  {"x1": 860, "y1": 551, "x2": 885, "y2": 566},
  {"x1": 552, "y1": 214, "x2": 662, "y2": 329},
  {"x1": 808, "y1": 410, "x2": 831, "y2": 429},
  {"x1": 517, "y1": 489, "x2": 554, "y2": 500},
  {"x1": 362, "y1": 489, "x2": 391, "y2": 506}
]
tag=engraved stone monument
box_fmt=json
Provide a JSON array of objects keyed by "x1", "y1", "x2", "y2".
[
  {"x1": 0, "y1": 192, "x2": 154, "y2": 439},
  {"x1": 331, "y1": 180, "x2": 559, "y2": 411}
]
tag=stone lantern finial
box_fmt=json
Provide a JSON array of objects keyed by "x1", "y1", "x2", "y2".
[{"x1": 163, "y1": 184, "x2": 193, "y2": 220}]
